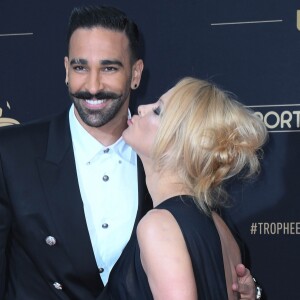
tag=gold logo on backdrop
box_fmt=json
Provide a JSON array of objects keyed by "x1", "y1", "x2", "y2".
[
  {"x1": 297, "y1": 10, "x2": 300, "y2": 31},
  {"x1": 250, "y1": 103, "x2": 300, "y2": 133},
  {"x1": 0, "y1": 101, "x2": 20, "y2": 127}
]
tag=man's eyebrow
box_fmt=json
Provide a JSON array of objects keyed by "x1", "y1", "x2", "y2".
[
  {"x1": 100, "y1": 59, "x2": 123, "y2": 67},
  {"x1": 70, "y1": 58, "x2": 87, "y2": 65},
  {"x1": 69, "y1": 58, "x2": 124, "y2": 67}
]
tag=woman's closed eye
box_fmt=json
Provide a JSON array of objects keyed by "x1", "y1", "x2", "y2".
[{"x1": 153, "y1": 106, "x2": 161, "y2": 116}]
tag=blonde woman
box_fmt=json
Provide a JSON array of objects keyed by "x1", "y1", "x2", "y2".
[{"x1": 103, "y1": 77, "x2": 267, "y2": 299}]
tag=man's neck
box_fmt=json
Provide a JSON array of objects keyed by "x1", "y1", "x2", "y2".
[
  {"x1": 81, "y1": 121, "x2": 128, "y2": 146},
  {"x1": 75, "y1": 110, "x2": 128, "y2": 146}
]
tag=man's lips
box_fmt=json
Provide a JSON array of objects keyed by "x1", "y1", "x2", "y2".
[
  {"x1": 83, "y1": 98, "x2": 111, "y2": 109},
  {"x1": 85, "y1": 99, "x2": 109, "y2": 104}
]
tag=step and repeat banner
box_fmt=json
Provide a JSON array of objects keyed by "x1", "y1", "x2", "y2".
[{"x1": 0, "y1": 0, "x2": 299, "y2": 298}]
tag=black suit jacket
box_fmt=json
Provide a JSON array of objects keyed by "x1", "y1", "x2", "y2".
[{"x1": 0, "y1": 110, "x2": 151, "y2": 300}]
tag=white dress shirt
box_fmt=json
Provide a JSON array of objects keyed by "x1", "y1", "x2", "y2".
[{"x1": 69, "y1": 105, "x2": 138, "y2": 285}]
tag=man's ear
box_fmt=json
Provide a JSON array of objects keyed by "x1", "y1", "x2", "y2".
[
  {"x1": 64, "y1": 56, "x2": 69, "y2": 85},
  {"x1": 131, "y1": 59, "x2": 144, "y2": 89}
]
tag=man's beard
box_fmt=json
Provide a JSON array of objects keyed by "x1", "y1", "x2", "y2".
[{"x1": 69, "y1": 90, "x2": 129, "y2": 128}]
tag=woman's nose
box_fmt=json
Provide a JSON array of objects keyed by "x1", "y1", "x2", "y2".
[
  {"x1": 137, "y1": 104, "x2": 152, "y2": 116},
  {"x1": 137, "y1": 105, "x2": 144, "y2": 116}
]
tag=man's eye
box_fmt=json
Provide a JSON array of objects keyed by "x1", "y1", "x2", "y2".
[
  {"x1": 73, "y1": 65, "x2": 86, "y2": 71},
  {"x1": 103, "y1": 66, "x2": 118, "y2": 72},
  {"x1": 153, "y1": 106, "x2": 161, "y2": 116}
]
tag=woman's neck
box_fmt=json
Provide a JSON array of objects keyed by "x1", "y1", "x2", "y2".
[{"x1": 141, "y1": 158, "x2": 191, "y2": 207}]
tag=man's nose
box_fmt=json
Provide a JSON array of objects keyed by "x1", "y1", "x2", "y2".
[{"x1": 85, "y1": 70, "x2": 103, "y2": 95}]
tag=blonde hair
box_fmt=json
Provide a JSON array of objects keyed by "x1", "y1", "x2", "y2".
[{"x1": 152, "y1": 77, "x2": 268, "y2": 213}]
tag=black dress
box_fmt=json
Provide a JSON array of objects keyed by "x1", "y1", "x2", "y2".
[{"x1": 100, "y1": 195, "x2": 237, "y2": 299}]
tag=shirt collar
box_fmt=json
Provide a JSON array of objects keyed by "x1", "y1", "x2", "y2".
[{"x1": 69, "y1": 105, "x2": 136, "y2": 165}]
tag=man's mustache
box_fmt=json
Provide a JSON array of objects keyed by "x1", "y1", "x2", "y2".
[{"x1": 71, "y1": 91, "x2": 121, "y2": 100}]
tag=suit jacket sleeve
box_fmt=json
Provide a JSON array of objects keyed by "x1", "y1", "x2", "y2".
[{"x1": 0, "y1": 152, "x2": 12, "y2": 298}]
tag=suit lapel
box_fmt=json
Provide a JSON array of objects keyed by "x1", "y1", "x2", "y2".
[{"x1": 37, "y1": 111, "x2": 103, "y2": 295}]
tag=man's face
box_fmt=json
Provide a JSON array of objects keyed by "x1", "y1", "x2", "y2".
[{"x1": 64, "y1": 27, "x2": 143, "y2": 129}]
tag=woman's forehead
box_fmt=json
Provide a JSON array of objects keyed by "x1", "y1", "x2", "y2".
[{"x1": 160, "y1": 87, "x2": 175, "y2": 104}]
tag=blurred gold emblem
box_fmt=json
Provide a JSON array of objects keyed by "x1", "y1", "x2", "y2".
[
  {"x1": 0, "y1": 101, "x2": 20, "y2": 127},
  {"x1": 297, "y1": 10, "x2": 300, "y2": 31}
]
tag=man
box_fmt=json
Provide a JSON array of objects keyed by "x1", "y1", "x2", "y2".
[{"x1": 0, "y1": 5, "x2": 259, "y2": 299}]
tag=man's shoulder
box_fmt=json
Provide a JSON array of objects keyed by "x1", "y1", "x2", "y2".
[{"x1": 0, "y1": 110, "x2": 69, "y2": 144}]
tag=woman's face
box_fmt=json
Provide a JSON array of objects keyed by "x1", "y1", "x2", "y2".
[{"x1": 122, "y1": 88, "x2": 173, "y2": 157}]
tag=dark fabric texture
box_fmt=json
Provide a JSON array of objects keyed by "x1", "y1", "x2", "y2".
[
  {"x1": 0, "y1": 110, "x2": 150, "y2": 300},
  {"x1": 101, "y1": 195, "x2": 234, "y2": 300}
]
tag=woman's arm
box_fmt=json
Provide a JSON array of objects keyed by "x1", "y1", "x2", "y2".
[{"x1": 137, "y1": 209, "x2": 197, "y2": 300}]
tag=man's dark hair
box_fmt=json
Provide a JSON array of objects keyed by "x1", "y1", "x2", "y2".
[{"x1": 67, "y1": 5, "x2": 140, "y2": 62}]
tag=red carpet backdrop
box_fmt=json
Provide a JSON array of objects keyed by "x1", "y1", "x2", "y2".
[{"x1": 0, "y1": 0, "x2": 299, "y2": 298}]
